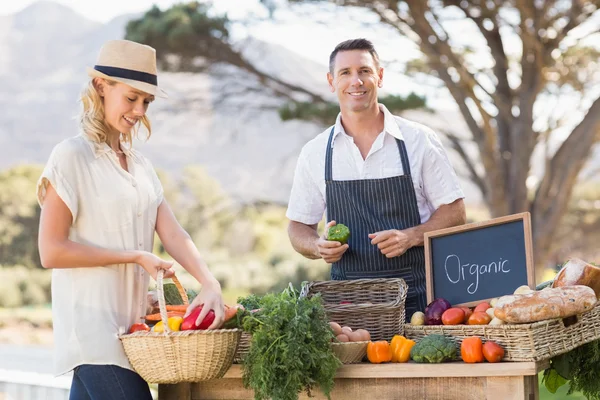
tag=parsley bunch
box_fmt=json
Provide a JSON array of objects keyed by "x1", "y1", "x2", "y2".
[
  {"x1": 544, "y1": 339, "x2": 600, "y2": 398},
  {"x1": 241, "y1": 284, "x2": 341, "y2": 400}
]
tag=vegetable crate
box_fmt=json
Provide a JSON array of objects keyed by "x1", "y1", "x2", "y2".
[
  {"x1": 300, "y1": 278, "x2": 408, "y2": 342},
  {"x1": 404, "y1": 303, "x2": 600, "y2": 362},
  {"x1": 119, "y1": 271, "x2": 241, "y2": 383}
]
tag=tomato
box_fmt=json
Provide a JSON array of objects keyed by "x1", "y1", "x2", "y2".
[
  {"x1": 461, "y1": 336, "x2": 484, "y2": 363},
  {"x1": 483, "y1": 341, "x2": 505, "y2": 363},
  {"x1": 459, "y1": 306, "x2": 473, "y2": 322},
  {"x1": 467, "y1": 311, "x2": 492, "y2": 325},
  {"x1": 129, "y1": 322, "x2": 150, "y2": 333},
  {"x1": 474, "y1": 302, "x2": 491, "y2": 313},
  {"x1": 441, "y1": 308, "x2": 466, "y2": 325}
]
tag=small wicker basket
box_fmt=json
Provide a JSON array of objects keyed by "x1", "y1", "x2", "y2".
[
  {"x1": 300, "y1": 278, "x2": 408, "y2": 342},
  {"x1": 331, "y1": 341, "x2": 368, "y2": 364},
  {"x1": 119, "y1": 270, "x2": 241, "y2": 383},
  {"x1": 405, "y1": 302, "x2": 600, "y2": 362},
  {"x1": 233, "y1": 332, "x2": 252, "y2": 363}
]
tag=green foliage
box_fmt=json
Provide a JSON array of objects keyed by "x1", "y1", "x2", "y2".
[
  {"x1": 241, "y1": 284, "x2": 341, "y2": 400},
  {"x1": 410, "y1": 334, "x2": 457, "y2": 363},
  {"x1": 125, "y1": 2, "x2": 231, "y2": 70},
  {"x1": 237, "y1": 293, "x2": 264, "y2": 311},
  {"x1": 0, "y1": 165, "x2": 44, "y2": 269},
  {"x1": 0, "y1": 265, "x2": 51, "y2": 308},
  {"x1": 279, "y1": 93, "x2": 427, "y2": 125},
  {"x1": 545, "y1": 339, "x2": 600, "y2": 399}
]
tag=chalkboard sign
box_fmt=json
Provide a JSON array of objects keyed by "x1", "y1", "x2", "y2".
[{"x1": 424, "y1": 212, "x2": 534, "y2": 307}]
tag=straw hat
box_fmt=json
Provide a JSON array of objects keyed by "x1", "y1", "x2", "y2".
[{"x1": 87, "y1": 40, "x2": 167, "y2": 98}]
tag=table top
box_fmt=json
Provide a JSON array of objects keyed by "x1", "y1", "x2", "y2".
[{"x1": 222, "y1": 360, "x2": 549, "y2": 379}]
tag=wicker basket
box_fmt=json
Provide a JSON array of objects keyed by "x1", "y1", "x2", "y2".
[
  {"x1": 233, "y1": 332, "x2": 252, "y2": 363},
  {"x1": 300, "y1": 279, "x2": 408, "y2": 342},
  {"x1": 119, "y1": 271, "x2": 241, "y2": 383},
  {"x1": 404, "y1": 303, "x2": 600, "y2": 362},
  {"x1": 331, "y1": 341, "x2": 368, "y2": 364}
]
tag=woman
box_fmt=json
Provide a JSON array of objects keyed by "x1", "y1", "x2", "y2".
[{"x1": 37, "y1": 40, "x2": 224, "y2": 400}]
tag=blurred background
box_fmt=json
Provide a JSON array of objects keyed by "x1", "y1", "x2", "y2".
[{"x1": 0, "y1": 0, "x2": 598, "y2": 398}]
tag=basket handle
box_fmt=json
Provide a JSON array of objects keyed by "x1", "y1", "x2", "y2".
[{"x1": 156, "y1": 270, "x2": 188, "y2": 335}]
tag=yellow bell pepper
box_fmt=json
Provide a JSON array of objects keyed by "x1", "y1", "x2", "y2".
[
  {"x1": 390, "y1": 335, "x2": 416, "y2": 363},
  {"x1": 152, "y1": 316, "x2": 184, "y2": 333}
]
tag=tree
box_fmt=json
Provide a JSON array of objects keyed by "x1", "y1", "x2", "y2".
[
  {"x1": 126, "y1": 2, "x2": 427, "y2": 121},
  {"x1": 278, "y1": 0, "x2": 600, "y2": 274},
  {"x1": 125, "y1": 2, "x2": 325, "y2": 103}
]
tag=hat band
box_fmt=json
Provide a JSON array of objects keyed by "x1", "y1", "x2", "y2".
[{"x1": 94, "y1": 65, "x2": 157, "y2": 86}]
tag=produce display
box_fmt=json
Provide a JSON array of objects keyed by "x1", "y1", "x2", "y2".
[{"x1": 136, "y1": 257, "x2": 600, "y2": 398}]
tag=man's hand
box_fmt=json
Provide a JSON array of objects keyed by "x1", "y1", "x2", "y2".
[
  {"x1": 368, "y1": 229, "x2": 414, "y2": 258},
  {"x1": 316, "y1": 220, "x2": 349, "y2": 264}
]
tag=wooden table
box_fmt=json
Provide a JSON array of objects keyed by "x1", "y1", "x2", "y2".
[{"x1": 158, "y1": 360, "x2": 548, "y2": 400}]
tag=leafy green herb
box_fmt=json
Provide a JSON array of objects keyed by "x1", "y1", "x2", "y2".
[
  {"x1": 241, "y1": 283, "x2": 341, "y2": 400},
  {"x1": 545, "y1": 339, "x2": 600, "y2": 398},
  {"x1": 237, "y1": 293, "x2": 264, "y2": 311},
  {"x1": 543, "y1": 368, "x2": 568, "y2": 394}
]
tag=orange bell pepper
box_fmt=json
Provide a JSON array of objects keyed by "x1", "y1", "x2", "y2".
[
  {"x1": 390, "y1": 335, "x2": 416, "y2": 363},
  {"x1": 367, "y1": 341, "x2": 392, "y2": 364},
  {"x1": 461, "y1": 336, "x2": 484, "y2": 363}
]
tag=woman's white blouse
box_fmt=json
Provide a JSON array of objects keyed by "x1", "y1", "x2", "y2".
[{"x1": 37, "y1": 134, "x2": 163, "y2": 376}]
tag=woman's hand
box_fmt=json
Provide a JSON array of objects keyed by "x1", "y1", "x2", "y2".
[
  {"x1": 135, "y1": 251, "x2": 175, "y2": 280},
  {"x1": 183, "y1": 280, "x2": 225, "y2": 330}
]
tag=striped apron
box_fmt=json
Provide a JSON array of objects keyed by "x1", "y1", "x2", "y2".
[{"x1": 325, "y1": 127, "x2": 427, "y2": 320}]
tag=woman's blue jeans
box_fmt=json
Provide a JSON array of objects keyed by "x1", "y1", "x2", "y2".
[{"x1": 69, "y1": 364, "x2": 152, "y2": 400}]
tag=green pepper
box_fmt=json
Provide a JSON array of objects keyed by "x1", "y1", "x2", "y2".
[{"x1": 327, "y1": 224, "x2": 350, "y2": 244}]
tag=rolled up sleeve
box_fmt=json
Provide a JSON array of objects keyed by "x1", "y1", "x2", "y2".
[
  {"x1": 421, "y1": 129, "x2": 465, "y2": 210},
  {"x1": 37, "y1": 144, "x2": 79, "y2": 222},
  {"x1": 286, "y1": 150, "x2": 325, "y2": 225}
]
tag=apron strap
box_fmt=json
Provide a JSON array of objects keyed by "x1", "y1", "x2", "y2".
[
  {"x1": 326, "y1": 125, "x2": 413, "y2": 180},
  {"x1": 325, "y1": 126, "x2": 335, "y2": 182}
]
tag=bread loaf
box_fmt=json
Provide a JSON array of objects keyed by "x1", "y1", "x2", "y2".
[
  {"x1": 494, "y1": 285, "x2": 597, "y2": 323},
  {"x1": 553, "y1": 258, "x2": 600, "y2": 298}
]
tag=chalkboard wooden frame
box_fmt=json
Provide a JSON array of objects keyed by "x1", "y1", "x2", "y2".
[{"x1": 424, "y1": 212, "x2": 535, "y2": 307}]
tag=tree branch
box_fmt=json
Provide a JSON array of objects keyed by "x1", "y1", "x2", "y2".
[
  {"x1": 533, "y1": 95, "x2": 600, "y2": 235},
  {"x1": 443, "y1": 131, "x2": 488, "y2": 199}
]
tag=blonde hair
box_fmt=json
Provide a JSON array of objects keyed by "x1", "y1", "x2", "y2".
[{"x1": 78, "y1": 79, "x2": 152, "y2": 147}]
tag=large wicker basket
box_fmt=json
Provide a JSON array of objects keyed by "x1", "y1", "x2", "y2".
[
  {"x1": 405, "y1": 303, "x2": 600, "y2": 362},
  {"x1": 300, "y1": 279, "x2": 408, "y2": 342},
  {"x1": 119, "y1": 270, "x2": 241, "y2": 383}
]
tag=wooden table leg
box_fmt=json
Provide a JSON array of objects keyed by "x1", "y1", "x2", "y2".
[{"x1": 485, "y1": 376, "x2": 539, "y2": 400}]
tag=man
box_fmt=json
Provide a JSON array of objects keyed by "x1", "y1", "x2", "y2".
[{"x1": 286, "y1": 38, "x2": 466, "y2": 318}]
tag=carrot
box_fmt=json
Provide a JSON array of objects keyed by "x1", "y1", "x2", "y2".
[
  {"x1": 165, "y1": 305, "x2": 189, "y2": 313},
  {"x1": 223, "y1": 304, "x2": 243, "y2": 322},
  {"x1": 144, "y1": 311, "x2": 185, "y2": 322}
]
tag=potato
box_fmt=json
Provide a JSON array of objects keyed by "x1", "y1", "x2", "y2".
[
  {"x1": 486, "y1": 307, "x2": 495, "y2": 318},
  {"x1": 341, "y1": 326, "x2": 353, "y2": 335},
  {"x1": 329, "y1": 322, "x2": 342, "y2": 336},
  {"x1": 514, "y1": 285, "x2": 534, "y2": 295},
  {"x1": 336, "y1": 333, "x2": 350, "y2": 342},
  {"x1": 411, "y1": 311, "x2": 425, "y2": 326}
]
